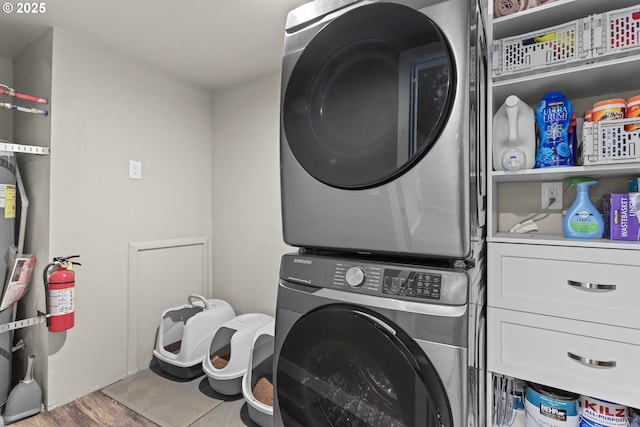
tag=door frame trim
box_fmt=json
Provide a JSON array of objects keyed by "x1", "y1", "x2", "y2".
[{"x1": 127, "y1": 236, "x2": 210, "y2": 374}]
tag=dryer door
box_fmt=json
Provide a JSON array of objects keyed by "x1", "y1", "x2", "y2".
[
  {"x1": 276, "y1": 304, "x2": 452, "y2": 427},
  {"x1": 282, "y1": 2, "x2": 455, "y2": 190}
]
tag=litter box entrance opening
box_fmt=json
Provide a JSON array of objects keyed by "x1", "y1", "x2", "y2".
[
  {"x1": 251, "y1": 354, "x2": 274, "y2": 407},
  {"x1": 161, "y1": 306, "x2": 204, "y2": 355},
  {"x1": 250, "y1": 333, "x2": 274, "y2": 407},
  {"x1": 209, "y1": 327, "x2": 236, "y2": 369}
]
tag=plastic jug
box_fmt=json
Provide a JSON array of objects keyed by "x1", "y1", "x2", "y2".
[{"x1": 493, "y1": 95, "x2": 536, "y2": 171}]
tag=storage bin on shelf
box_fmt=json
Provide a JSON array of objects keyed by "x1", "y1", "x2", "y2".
[
  {"x1": 592, "y1": 4, "x2": 640, "y2": 59},
  {"x1": 582, "y1": 117, "x2": 640, "y2": 165},
  {"x1": 492, "y1": 18, "x2": 591, "y2": 78},
  {"x1": 153, "y1": 295, "x2": 235, "y2": 379},
  {"x1": 203, "y1": 313, "x2": 273, "y2": 396},
  {"x1": 241, "y1": 319, "x2": 275, "y2": 427}
]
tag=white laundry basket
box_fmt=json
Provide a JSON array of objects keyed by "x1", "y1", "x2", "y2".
[
  {"x1": 241, "y1": 319, "x2": 275, "y2": 427},
  {"x1": 153, "y1": 295, "x2": 235, "y2": 379},
  {"x1": 203, "y1": 313, "x2": 274, "y2": 396}
]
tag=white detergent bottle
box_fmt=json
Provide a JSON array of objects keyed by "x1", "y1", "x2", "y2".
[{"x1": 493, "y1": 95, "x2": 536, "y2": 171}]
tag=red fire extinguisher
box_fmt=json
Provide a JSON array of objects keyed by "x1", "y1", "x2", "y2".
[{"x1": 43, "y1": 256, "x2": 80, "y2": 332}]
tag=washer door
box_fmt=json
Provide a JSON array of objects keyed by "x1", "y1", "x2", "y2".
[
  {"x1": 276, "y1": 304, "x2": 452, "y2": 427},
  {"x1": 282, "y1": 2, "x2": 455, "y2": 190}
]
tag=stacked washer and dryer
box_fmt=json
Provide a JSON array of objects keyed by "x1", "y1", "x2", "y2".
[{"x1": 274, "y1": 0, "x2": 488, "y2": 426}]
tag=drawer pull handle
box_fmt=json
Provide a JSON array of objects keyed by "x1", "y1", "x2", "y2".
[
  {"x1": 567, "y1": 280, "x2": 616, "y2": 291},
  {"x1": 567, "y1": 351, "x2": 617, "y2": 368}
]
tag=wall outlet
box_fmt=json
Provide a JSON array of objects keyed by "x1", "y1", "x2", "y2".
[
  {"x1": 129, "y1": 160, "x2": 142, "y2": 179},
  {"x1": 541, "y1": 182, "x2": 563, "y2": 209}
]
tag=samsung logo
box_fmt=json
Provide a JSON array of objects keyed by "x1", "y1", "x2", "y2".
[{"x1": 293, "y1": 258, "x2": 312, "y2": 265}]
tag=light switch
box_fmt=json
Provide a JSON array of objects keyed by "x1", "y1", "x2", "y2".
[{"x1": 129, "y1": 160, "x2": 142, "y2": 179}]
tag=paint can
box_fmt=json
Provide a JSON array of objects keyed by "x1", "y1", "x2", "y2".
[
  {"x1": 579, "y1": 396, "x2": 629, "y2": 427},
  {"x1": 525, "y1": 383, "x2": 579, "y2": 427},
  {"x1": 625, "y1": 95, "x2": 640, "y2": 131},
  {"x1": 592, "y1": 98, "x2": 626, "y2": 122}
]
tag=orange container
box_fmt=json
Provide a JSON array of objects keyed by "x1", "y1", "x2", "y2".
[
  {"x1": 626, "y1": 95, "x2": 640, "y2": 131},
  {"x1": 584, "y1": 109, "x2": 592, "y2": 122},
  {"x1": 592, "y1": 98, "x2": 626, "y2": 122}
]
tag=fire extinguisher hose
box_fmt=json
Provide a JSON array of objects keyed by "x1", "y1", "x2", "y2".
[{"x1": 42, "y1": 261, "x2": 55, "y2": 325}]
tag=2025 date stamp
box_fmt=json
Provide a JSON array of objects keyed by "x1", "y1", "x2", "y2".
[{"x1": 2, "y1": 2, "x2": 47, "y2": 14}]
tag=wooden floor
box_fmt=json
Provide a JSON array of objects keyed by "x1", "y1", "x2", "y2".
[{"x1": 11, "y1": 391, "x2": 158, "y2": 427}]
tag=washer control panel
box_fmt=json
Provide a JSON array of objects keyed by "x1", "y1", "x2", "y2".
[
  {"x1": 331, "y1": 262, "x2": 443, "y2": 300},
  {"x1": 382, "y1": 269, "x2": 441, "y2": 299},
  {"x1": 280, "y1": 253, "x2": 468, "y2": 305}
]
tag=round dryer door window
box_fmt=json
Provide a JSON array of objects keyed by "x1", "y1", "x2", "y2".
[
  {"x1": 276, "y1": 305, "x2": 452, "y2": 427},
  {"x1": 283, "y1": 3, "x2": 455, "y2": 190}
]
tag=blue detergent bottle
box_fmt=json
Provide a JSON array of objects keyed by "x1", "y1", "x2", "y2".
[{"x1": 562, "y1": 177, "x2": 604, "y2": 239}]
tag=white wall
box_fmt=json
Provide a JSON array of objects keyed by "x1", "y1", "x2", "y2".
[
  {"x1": 15, "y1": 28, "x2": 214, "y2": 408},
  {"x1": 211, "y1": 72, "x2": 292, "y2": 316}
]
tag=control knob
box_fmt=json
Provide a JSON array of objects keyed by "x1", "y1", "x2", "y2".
[{"x1": 345, "y1": 266, "x2": 365, "y2": 287}]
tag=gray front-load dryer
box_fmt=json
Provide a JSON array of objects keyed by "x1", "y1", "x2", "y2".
[
  {"x1": 280, "y1": 0, "x2": 487, "y2": 262},
  {"x1": 274, "y1": 252, "x2": 486, "y2": 427}
]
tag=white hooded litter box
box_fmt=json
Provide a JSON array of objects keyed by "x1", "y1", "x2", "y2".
[
  {"x1": 153, "y1": 295, "x2": 235, "y2": 379},
  {"x1": 203, "y1": 313, "x2": 273, "y2": 396},
  {"x1": 241, "y1": 319, "x2": 275, "y2": 427}
]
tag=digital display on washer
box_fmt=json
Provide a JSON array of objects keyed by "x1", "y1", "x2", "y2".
[{"x1": 382, "y1": 269, "x2": 442, "y2": 299}]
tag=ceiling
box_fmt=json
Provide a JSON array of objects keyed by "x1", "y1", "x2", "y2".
[{"x1": 0, "y1": 0, "x2": 309, "y2": 90}]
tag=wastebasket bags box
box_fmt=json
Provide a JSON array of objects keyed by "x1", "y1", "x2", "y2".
[{"x1": 602, "y1": 193, "x2": 640, "y2": 241}]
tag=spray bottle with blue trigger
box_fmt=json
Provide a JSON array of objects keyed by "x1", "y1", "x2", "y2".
[{"x1": 562, "y1": 177, "x2": 604, "y2": 239}]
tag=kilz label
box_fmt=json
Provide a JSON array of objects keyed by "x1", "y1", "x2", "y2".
[{"x1": 583, "y1": 399, "x2": 627, "y2": 418}]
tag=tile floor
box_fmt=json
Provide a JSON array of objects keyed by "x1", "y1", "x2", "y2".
[{"x1": 101, "y1": 364, "x2": 260, "y2": 427}]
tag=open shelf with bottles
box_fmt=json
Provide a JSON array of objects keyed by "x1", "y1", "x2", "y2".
[{"x1": 488, "y1": 1, "x2": 640, "y2": 249}]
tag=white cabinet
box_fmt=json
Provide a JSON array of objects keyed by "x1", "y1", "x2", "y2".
[
  {"x1": 488, "y1": 243, "x2": 640, "y2": 329},
  {"x1": 487, "y1": 243, "x2": 640, "y2": 408},
  {"x1": 486, "y1": 0, "x2": 640, "y2": 422},
  {"x1": 488, "y1": 308, "x2": 640, "y2": 408}
]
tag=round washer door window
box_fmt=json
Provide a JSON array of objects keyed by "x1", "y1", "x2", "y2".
[
  {"x1": 276, "y1": 304, "x2": 452, "y2": 427},
  {"x1": 283, "y1": 3, "x2": 455, "y2": 189}
]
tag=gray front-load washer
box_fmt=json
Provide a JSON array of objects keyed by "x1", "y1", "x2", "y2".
[
  {"x1": 274, "y1": 252, "x2": 486, "y2": 427},
  {"x1": 280, "y1": 0, "x2": 487, "y2": 262}
]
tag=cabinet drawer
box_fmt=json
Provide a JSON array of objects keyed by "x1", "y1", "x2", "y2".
[
  {"x1": 487, "y1": 308, "x2": 640, "y2": 408},
  {"x1": 488, "y1": 243, "x2": 640, "y2": 329}
]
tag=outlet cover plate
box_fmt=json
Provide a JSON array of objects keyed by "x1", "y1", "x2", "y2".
[
  {"x1": 541, "y1": 182, "x2": 563, "y2": 209},
  {"x1": 129, "y1": 160, "x2": 142, "y2": 179}
]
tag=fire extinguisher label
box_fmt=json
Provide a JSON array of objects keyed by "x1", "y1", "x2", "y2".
[{"x1": 49, "y1": 287, "x2": 74, "y2": 315}]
